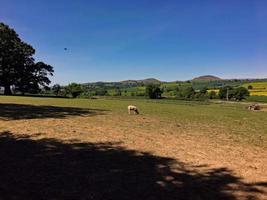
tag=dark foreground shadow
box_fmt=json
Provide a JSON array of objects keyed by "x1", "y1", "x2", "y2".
[
  {"x1": 0, "y1": 103, "x2": 107, "y2": 120},
  {"x1": 0, "y1": 131, "x2": 266, "y2": 200}
]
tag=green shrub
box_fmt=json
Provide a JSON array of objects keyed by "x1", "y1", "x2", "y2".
[
  {"x1": 209, "y1": 91, "x2": 217, "y2": 99},
  {"x1": 233, "y1": 87, "x2": 250, "y2": 101},
  {"x1": 65, "y1": 83, "x2": 83, "y2": 98},
  {"x1": 145, "y1": 84, "x2": 163, "y2": 99},
  {"x1": 218, "y1": 86, "x2": 249, "y2": 101}
]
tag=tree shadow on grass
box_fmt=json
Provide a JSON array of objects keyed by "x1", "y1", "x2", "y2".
[
  {"x1": 0, "y1": 131, "x2": 266, "y2": 200},
  {"x1": 0, "y1": 103, "x2": 107, "y2": 120}
]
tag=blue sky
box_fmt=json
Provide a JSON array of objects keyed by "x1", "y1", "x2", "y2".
[{"x1": 1, "y1": 0, "x2": 267, "y2": 84}]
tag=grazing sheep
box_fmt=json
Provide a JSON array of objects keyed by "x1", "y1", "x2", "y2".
[
  {"x1": 247, "y1": 104, "x2": 261, "y2": 111},
  {"x1": 128, "y1": 105, "x2": 139, "y2": 114}
]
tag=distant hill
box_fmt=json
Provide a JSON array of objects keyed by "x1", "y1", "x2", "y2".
[
  {"x1": 82, "y1": 76, "x2": 267, "y2": 89},
  {"x1": 192, "y1": 75, "x2": 221, "y2": 81},
  {"x1": 83, "y1": 78, "x2": 161, "y2": 88},
  {"x1": 121, "y1": 78, "x2": 161, "y2": 85}
]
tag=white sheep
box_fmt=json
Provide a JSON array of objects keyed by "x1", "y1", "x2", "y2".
[{"x1": 128, "y1": 105, "x2": 139, "y2": 115}]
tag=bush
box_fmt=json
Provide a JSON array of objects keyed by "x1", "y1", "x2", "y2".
[
  {"x1": 52, "y1": 84, "x2": 61, "y2": 96},
  {"x1": 248, "y1": 85, "x2": 253, "y2": 89},
  {"x1": 145, "y1": 84, "x2": 163, "y2": 99},
  {"x1": 218, "y1": 86, "x2": 249, "y2": 101},
  {"x1": 233, "y1": 87, "x2": 250, "y2": 101},
  {"x1": 175, "y1": 87, "x2": 198, "y2": 100},
  {"x1": 208, "y1": 91, "x2": 217, "y2": 99},
  {"x1": 65, "y1": 83, "x2": 83, "y2": 98},
  {"x1": 95, "y1": 88, "x2": 108, "y2": 96},
  {"x1": 113, "y1": 88, "x2": 122, "y2": 96},
  {"x1": 218, "y1": 86, "x2": 234, "y2": 100},
  {"x1": 179, "y1": 87, "x2": 195, "y2": 99},
  {"x1": 200, "y1": 87, "x2": 208, "y2": 95}
]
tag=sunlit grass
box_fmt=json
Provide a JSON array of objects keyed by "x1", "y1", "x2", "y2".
[{"x1": 0, "y1": 95, "x2": 266, "y2": 148}]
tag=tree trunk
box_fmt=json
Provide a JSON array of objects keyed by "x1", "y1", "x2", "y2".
[{"x1": 4, "y1": 85, "x2": 12, "y2": 95}]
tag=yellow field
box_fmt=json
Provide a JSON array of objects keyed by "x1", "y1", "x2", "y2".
[
  {"x1": 208, "y1": 82, "x2": 267, "y2": 96},
  {"x1": 242, "y1": 82, "x2": 267, "y2": 89},
  {"x1": 249, "y1": 91, "x2": 267, "y2": 96},
  {"x1": 242, "y1": 82, "x2": 267, "y2": 96},
  {"x1": 208, "y1": 89, "x2": 219, "y2": 94}
]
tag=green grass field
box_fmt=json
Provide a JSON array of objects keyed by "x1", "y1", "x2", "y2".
[
  {"x1": 1, "y1": 95, "x2": 266, "y2": 148},
  {"x1": 108, "y1": 86, "x2": 146, "y2": 96},
  {"x1": 247, "y1": 95, "x2": 267, "y2": 102}
]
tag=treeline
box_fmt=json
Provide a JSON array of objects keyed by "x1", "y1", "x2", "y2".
[
  {"x1": 175, "y1": 86, "x2": 249, "y2": 101},
  {"x1": 40, "y1": 83, "x2": 136, "y2": 98},
  {"x1": 42, "y1": 83, "x2": 250, "y2": 101},
  {"x1": 38, "y1": 83, "x2": 108, "y2": 98}
]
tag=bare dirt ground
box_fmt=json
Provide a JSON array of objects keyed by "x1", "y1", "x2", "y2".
[{"x1": 1, "y1": 107, "x2": 266, "y2": 200}]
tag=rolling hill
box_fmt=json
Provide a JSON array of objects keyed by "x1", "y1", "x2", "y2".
[{"x1": 192, "y1": 75, "x2": 221, "y2": 81}]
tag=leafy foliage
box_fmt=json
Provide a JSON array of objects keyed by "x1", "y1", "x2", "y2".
[
  {"x1": 65, "y1": 83, "x2": 83, "y2": 98},
  {"x1": 145, "y1": 84, "x2": 163, "y2": 99},
  {"x1": 176, "y1": 87, "x2": 195, "y2": 99},
  {"x1": 52, "y1": 84, "x2": 61, "y2": 96},
  {"x1": 208, "y1": 91, "x2": 217, "y2": 99},
  {"x1": 234, "y1": 87, "x2": 250, "y2": 100},
  {"x1": 0, "y1": 23, "x2": 53, "y2": 94},
  {"x1": 200, "y1": 87, "x2": 208, "y2": 94},
  {"x1": 218, "y1": 86, "x2": 234, "y2": 100},
  {"x1": 219, "y1": 86, "x2": 249, "y2": 101}
]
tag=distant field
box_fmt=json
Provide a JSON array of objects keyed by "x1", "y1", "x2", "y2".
[
  {"x1": 162, "y1": 82, "x2": 191, "y2": 88},
  {"x1": 108, "y1": 86, "x2": 145, "y2": 96},
  {"x1": 96, "y1": 81, "x2": 267, "y2": 100},
  {"x1": 242, "y1": 81, "x2": 267, "y2": 89},
  {"x1": 207, "y1": 82, "x2": 267, "y2": 102},
  {"x1": 242, "y1": 82, "x2": 267, "y2": 96},
  {"x1": 246, "y1": 95, "x2": 267, "y2": 103},
  {"x1": 249, "y1": 91, "x2": 267, "y2": 96}
]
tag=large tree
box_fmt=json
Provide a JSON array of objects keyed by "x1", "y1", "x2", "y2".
[
  {"x1": 0, "y1": 22, "x2": 53, "y2": 95},
  {"x1": 233, "y1": 87, "x2": 250, "y2": 101},
  {"x1": 218, "y1": 86, "x2": 234, "y2": 100},
  {"x1": 218, "y1": 86, "x2": 249, "y2": 101},
  {"x1": 145, "y1": 84, "x2": 162, "y2": 99}
]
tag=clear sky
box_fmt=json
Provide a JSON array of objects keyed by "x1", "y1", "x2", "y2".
[{"x1": 1, "y1": 0, "x2": 267, "y2": 84}]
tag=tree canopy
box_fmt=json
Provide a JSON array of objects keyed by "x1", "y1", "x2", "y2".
[
  {"x1": 218, "y1": 86, "x2": 234, "y2": 100},
  {"x1": 65, "y1": 83, "x2": 83, "y2": 98},
  {"x1": 52, "y1": 84, "x2": 61, "y2": 96},
  {"x1": 218, "y1": 86, "x2": 249, "y2": 101},
  {"x1": 0, "y1": 22, "x2": 54, "y2": 95},
  {"x1": 145, "y1": 84, "x2": 162, "y2": 99}
]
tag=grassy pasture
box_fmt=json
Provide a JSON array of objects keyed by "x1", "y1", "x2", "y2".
[
  {"x1": 108, "y1": 86, "x2": 146, "y2": 96},
  {"x1": 0, "y1": 95, "x2": 266, "y2": 148},
  {"x1": 247, "y1": 95, "x2": 267, "y2": 103},
  {"x1": 0, "y1": 96, "x2": 267, "y2": 199}
]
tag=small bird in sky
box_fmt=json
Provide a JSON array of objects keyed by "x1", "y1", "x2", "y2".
[{"x1": 64, "y1": 48, "x2": 67, "y2": 51}]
